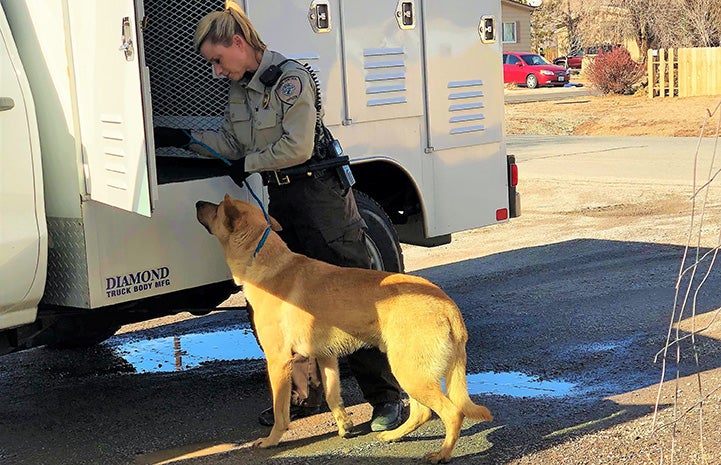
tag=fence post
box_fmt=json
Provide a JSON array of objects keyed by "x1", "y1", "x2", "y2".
[
  {"x1": 660, "y1": 48, "x2": 667, "y2": 98},
  {"x1": 668, "y1": 48, "x2": 676, "y2": 97},
  {"x1": 647, "y1": 48, "x2": 655, "y2": 98}
]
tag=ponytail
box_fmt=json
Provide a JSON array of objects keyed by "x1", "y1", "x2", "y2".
[{"x1": 193, "y1": 1, "x2": 266, "y2": 53}]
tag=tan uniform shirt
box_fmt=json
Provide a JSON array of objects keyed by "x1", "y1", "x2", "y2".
[{"x1": 189, "y1": 50, "x2": 317, "y2": 173}]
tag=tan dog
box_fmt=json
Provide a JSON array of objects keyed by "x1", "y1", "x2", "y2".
[{"x1": 196, "y1": 195, "x2": 493, "y2": 463}]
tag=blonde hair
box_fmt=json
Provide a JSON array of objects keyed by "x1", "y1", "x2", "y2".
[{"x1": 193, "y1": 2, "x2": 266, "y2": 53}]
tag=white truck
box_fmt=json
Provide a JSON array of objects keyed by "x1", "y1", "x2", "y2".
[{"x1": 0, "y1": 0, "x2": 519, "y2": 355}]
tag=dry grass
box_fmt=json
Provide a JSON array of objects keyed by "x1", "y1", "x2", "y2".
[{"x1": 505, "y1": 93, "x2": 721, "y2": 138}]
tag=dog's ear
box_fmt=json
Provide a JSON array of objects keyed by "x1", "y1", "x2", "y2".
[
  {"x1": 268, "y1": 214, "x2": 283, "y2": 232},
  {"x1": 222, "y1": 195, "x2": 242, "y2": 233}
]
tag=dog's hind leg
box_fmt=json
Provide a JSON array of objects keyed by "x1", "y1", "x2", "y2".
[
  {"x1": 419, "y1": 391, "x2": 463, "y2": 464},
  {"x1": 387, "y1": 373, "x2": 463, "y2": 464},
  {"x1": 377, "y1": 397, "x2": 432, "y2": 442},
  {"x1": 252, "y1": 353, "x2": 293, "y2": 448},
  {"x1": 317, "y1": 356, "x2": 354, "y2": 437}
]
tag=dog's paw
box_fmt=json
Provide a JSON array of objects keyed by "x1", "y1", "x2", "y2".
[
  {"x1": 377, "y1": 429, "x2": 406, "y2": 442},
  {"x1": 338, "y1": 419, "x2": 354, "y2": 438},
  {"x1": 251, "y1": 437, "x2": 278, "y2": 449},
  {"x1": 423, "y1": 450, "x2": 451, "y2": 464}
]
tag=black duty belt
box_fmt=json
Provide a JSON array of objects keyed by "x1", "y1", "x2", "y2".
[
  {"x1": 261, "y1": 156, "x2": 350, "y2": 186},
  {"x1": 261, "y1": 168, "x2": 327, "y2": 186}
]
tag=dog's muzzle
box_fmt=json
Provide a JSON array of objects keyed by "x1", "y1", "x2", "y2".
[{"x1": 195, "y1": 200, "x2": 217, "y2": 234}]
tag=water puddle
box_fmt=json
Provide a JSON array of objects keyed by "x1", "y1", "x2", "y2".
[
  {"x1": 109, "y1": 329, "x2": 576, "y2": 398},
  {"x1": 466, "y1": 371, "x2": 577, "y2": 398},
  {"x1": 108, "y1": 326, "x2": 264, "y2": 373}
]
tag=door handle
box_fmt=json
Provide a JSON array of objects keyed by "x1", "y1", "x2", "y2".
[
  {"x1": 479, "y1": 16, "x2": 496, "y2": 43},
  {"x1": 308, "y1": 1, "x2": 331, "y2": 33},
  {"x1": 119, "y1": 16, "x2": 135, "y2": 60},
  {"x1": 396, "y1": 1, "x2": 415, "y2": 30},
  {"x1": 0, "y1": 97, "x2": 15, "y2": 111}
]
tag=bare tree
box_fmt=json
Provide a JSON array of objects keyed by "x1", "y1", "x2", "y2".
[
  {"x1": 531, "y1": 0, "x2": 588, "y2": 54},
  {"x1": 531, "y1": 0, "x2": 721, "y2": 61},
  {"x1": 681, "y1": 0, "x2": 721, "y2": 47}
]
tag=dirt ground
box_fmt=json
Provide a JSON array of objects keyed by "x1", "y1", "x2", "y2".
[{"x1": 505, "y1": 85, "x2": 721, "y2": 138}]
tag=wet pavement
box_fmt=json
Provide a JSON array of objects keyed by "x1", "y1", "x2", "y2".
[
  {"x1": 108, "y1": 325, "x2": 264, "y2": 373},
  {"x1": 108, "y1": 324, "x2": 578, "y2": 397}
]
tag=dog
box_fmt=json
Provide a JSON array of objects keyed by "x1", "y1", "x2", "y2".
[{"x1": 196, "y1": 195, "x2": 493, "y2": 463}]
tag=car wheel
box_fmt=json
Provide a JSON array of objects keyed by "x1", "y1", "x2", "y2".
[
  {"x1": 526, "y1": 74, "x2": 539, "y2": 89},
  {"x1": 354, "y1": 190, "x2": 404, "y2": 273}
]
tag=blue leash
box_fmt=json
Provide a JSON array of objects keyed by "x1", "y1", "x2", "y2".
[{"x1": 182, "y1": 130, "x2": 271, "y2": 257}]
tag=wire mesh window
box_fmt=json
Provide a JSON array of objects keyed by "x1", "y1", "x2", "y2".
[{"x1": 143, "y1": 0, "x2": 228, "y2": 130}]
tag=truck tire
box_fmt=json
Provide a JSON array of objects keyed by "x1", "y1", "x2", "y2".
[
  {"x1": 354, "y1": 190, "x2": 404, "y2": 273},
  {"x1": 45, "y1": 316, "x2": 121, "y2": 349}
]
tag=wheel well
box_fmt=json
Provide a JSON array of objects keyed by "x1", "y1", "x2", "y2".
[
  {"x1": 350, "y1": 159, "x2": 450, "y2": 247},
  {"x1": 351, "y1": 159, "x2": 421, "y2": 226}
]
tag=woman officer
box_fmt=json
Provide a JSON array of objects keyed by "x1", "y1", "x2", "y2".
[{"x1": 154, "y1": 3, "x2": 403, "y2": 431}]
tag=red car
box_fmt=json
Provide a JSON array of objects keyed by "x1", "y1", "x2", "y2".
[
  {"x1": 503, "y1": 52, "x2": 570, "y2": 89},
  {"x1": 554, "y1": 44, "x2": 616, "y2": 69}
]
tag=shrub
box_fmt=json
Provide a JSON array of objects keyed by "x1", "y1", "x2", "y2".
[{"x1": 585, "y1": 48, "x2": 644, "y2": 95}]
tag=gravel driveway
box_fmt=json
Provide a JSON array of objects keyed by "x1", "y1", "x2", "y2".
[{"x1": 2, "y1": 135, "x2": 720, "y2": 465}]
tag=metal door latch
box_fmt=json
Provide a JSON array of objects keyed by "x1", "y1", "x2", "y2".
[
  {"x1": 308, "y1": 1, "x2": 331, "y2": 33},
  {"x1": 119, "y1": 16, "x2": 134, "y2": 60},
  {"x1": 479, "y1": 16, "x2": 496, "y2": 43},
  {"x1": 396, "y1": 1, "x2": 416, "y2": 30}
]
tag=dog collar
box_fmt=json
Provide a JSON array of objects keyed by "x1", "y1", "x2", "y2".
[{"x1": 254, "y1": 225, "x2": 272, "y2": 258}]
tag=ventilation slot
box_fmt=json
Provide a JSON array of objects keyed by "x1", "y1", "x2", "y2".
[
  {"x1": 447, "y1": 80, "x2": 486, "y2": 135},
  {"x1": 364, "y1": 48, "x2": 408, "y2": 107}
]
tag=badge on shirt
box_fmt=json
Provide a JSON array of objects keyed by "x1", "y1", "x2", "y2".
[{"x1": 276, "y1": 76, "x2": 302, "y2": 105}]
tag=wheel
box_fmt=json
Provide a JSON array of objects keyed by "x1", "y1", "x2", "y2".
[
  {"x1": 353, "y1": 190, "x2": 404, "y2": 273},
  {"x1": 526, "y1": 74, "x2": 539, "y2": 89}
]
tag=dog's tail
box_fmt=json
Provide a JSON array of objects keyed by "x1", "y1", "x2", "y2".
[{"x1": 446, "y1": 315, "x2": 493, "y2": 421}]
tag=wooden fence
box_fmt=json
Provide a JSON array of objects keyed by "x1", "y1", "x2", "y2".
[{"x1": 648, "y1": 47, "x2": 721, "y2": 98}]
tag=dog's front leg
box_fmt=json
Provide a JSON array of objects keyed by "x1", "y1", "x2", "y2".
[
  {"x1": 317, "y1": 356, "x2": 353, "y2": 438},
  {"x1": 252, "y1": 354, "x2": 293, "y2": 448}
]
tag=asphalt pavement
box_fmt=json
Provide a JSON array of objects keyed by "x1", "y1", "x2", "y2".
[
  {"x1": 507, "y1": 134, "x2": 717, "y2": 185},
  {"x1": 504, "y1": 84, "x2": 592, "y2": 104}
]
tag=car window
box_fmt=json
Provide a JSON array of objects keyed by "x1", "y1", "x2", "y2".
[
  {"x1": 520, "y1": 54, "x2": 547, "y2": 66},
  {"x1": 507, "y1": 55, "x2": 521, "y2": 65}
]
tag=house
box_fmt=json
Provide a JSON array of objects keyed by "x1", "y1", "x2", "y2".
[{"x1": 501, "y1": 0, "x2": 535, "y2": 54}]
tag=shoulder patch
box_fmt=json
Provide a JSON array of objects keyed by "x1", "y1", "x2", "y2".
[{"x1": 276, "y1": 75, "x2": 303, "y2": 105}]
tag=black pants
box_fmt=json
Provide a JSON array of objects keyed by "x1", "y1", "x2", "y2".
[{"x1": 261, "y1": 171, "x2": 401, "y2": 407}]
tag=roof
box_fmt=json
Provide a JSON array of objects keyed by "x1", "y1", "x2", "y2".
[{"x1": 501, "y1": 0, "x2": 536, "y2": 10}]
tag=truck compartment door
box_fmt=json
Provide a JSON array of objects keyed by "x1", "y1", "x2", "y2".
[
  {"x1": 67, "y1": 1, "x2": 153, "y2": 216},
  {"x1": 341, "y1": 0, "x2": 423, "y2": 124},
  {"x1": 423, "y1": 0, "x2": 503, "y2": 151}
]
